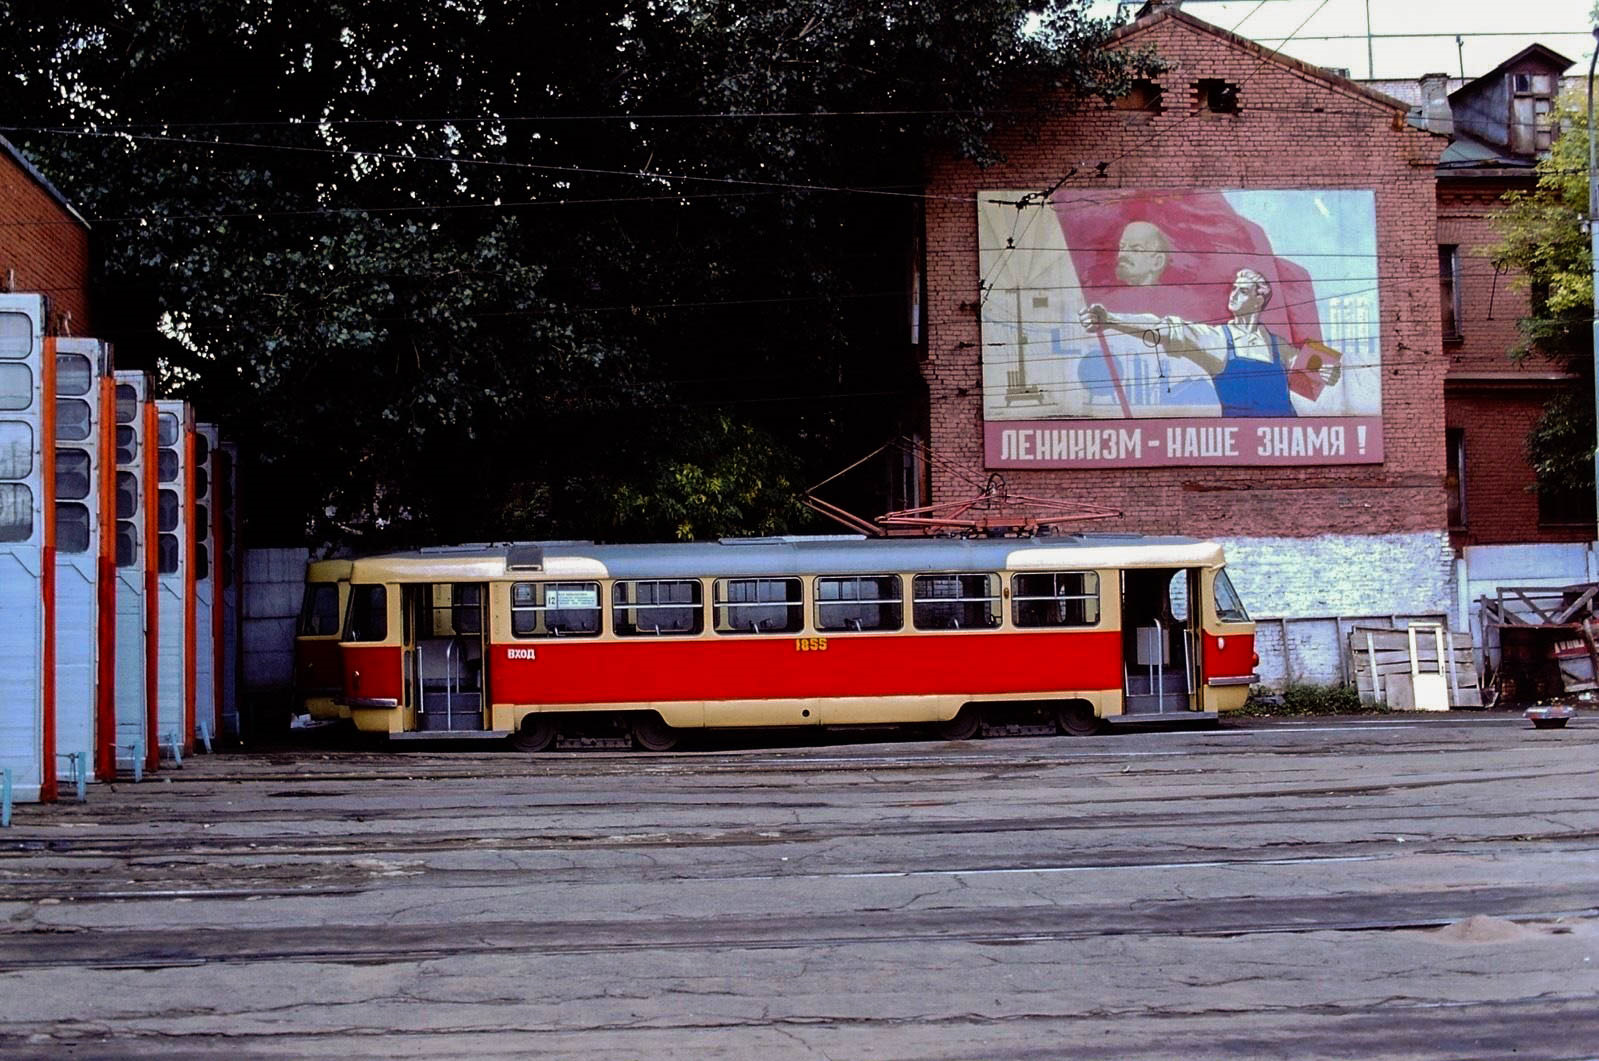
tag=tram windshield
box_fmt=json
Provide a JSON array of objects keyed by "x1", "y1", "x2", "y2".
[{"x1": 1213, "y1": 568, "x2": 1249, "y2": 623}]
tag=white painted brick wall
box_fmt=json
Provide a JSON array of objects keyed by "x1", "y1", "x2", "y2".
[
  {"x1": 242, "y1": 548, "x2": 309, "y2": 720},
  {"x1": 1213, "y1": 532, "x2": 1455, "y2": 689}
]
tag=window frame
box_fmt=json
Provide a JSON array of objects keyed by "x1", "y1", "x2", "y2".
[
  {"x1": 1010, "y1": 570, "x2": 1101, "y2": 629},
  {"x1": 612, "y1": 578, "x2": 705, "y2": 637},
  {"x1": 911, "y1": 572, "x2": 1002, "y2": 631},
  {"x1": 511, "y1": 580, "x2": 603, "y2": 639},
  {"x1": 814, "y1": 574, "x2": 904, "y2": 633},
  {"x1": 713, "y1": 576, "x2": 804, "y2": 635},
  {"x1": 344, "y1": 583, "x2": 389, "y2": 643}
]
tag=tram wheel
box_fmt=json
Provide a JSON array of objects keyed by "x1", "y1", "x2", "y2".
[
  {"x1": 932, "y1": 705, "x2": 983, "y2": 742},
  {"x1": 1056, "y1": 702, "x2": 1103, "y2": 737},
  {"x1": 510, "y1": 714, "x2": 558, "y2": 752},
  {"x1": 631, "y1": 713, "x2": 680, "y2": 752}
]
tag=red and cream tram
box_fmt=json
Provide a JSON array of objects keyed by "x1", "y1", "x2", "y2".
[{"x1": 335, "y1": 535, "x2": 1258, "y2": 749}]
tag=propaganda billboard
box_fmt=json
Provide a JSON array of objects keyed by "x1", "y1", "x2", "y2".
[{"x1": 977, "y1": 189, "x2": 1382, "y2": 468}]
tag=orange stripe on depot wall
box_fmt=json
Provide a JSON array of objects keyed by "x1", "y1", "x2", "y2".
[
  {"x1": 183, "y1": 424, "x2": 196, "y2": 752},
  {"x1": 40, "y1": 338, "x2": 57, "y2": 804},
  {"x1": 94, "y1": 374, "x2": 117, "y2": 779},
  {"x1": 141, "y1": 398, "x2": 158, "y2": 773},
  {"x1": 487, "y1": 630, "x2": 1125, "y2": 707}
]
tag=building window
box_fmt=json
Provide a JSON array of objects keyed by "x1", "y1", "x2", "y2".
[
  {"x1": 1439, "y1": 245, "x2": 1463, "y2": 341},
  {"x1": 1537, "y1": 486, "x2": 1596, "y2": 528},
  {"x1": 1445, "y1": 428, "x2": 1467, "y2": 530},
  {"x1": 1509, "y1": 72, "x2": 1556, "y2": 155},
  {"x1": 1115, "y1": 79, "x2": 1165, "y2": 115},
  {"x1": 1194, "y1": 78, "x2": 1239, "y2": 114}
]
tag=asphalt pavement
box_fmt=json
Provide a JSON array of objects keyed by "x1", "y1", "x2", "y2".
[{"x1": 1, "y1": 712, "x2": 1595, "y2": 1059}]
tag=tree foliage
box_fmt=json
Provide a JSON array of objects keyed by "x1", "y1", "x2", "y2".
[
  {"x1": 1490, "y1": 94, "x2": 1596, "y2": 501},
  {"x1": 0, "y1": 0, "x2": 1145, "y2": 548}
]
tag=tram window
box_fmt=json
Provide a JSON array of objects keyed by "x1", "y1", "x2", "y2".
[
  {"x1": 157, "y1": 488, "x2": 179, "y2": 532},
  {"x1": 116, "y1": 472, "x2": 138, "y2": 518},
  {"x1": 450, "y1": 583, "x2": 482, "y2": 636},
  {"x1": 157, "y1": 448, "x2": 178, "y2": 483},
  {"x1": 157, "y1": 531, "x2": 179, "y2": 573},
  {"x1": 816, "y1": 575, "x2": 902, "y2": 632},
  {"x1": 0, "y1": 483, "x2": 33, "y2": 542},
  {"x1": 715, "y1": 577, "x2": 802, "y2": 635},
  {"x1": 56, "y1": 353, "x2": 93, "y2": 396},
  {"x1": 195, "y1": 432, "x2": 210, "y2": 465},
  {"x1": 912, "y1": 573, "x2": 1001, "y2": 630},
  {"x1": 0, "y1": 364, "x2": 30, "y2": 410},
  {"x1": 298, "y1": 582, "x2": 342, "y2": 637},
  {"x1": 115, "y1": 385, "x2": 138, "y2": 424},
  {"x1": 511, "y1": 581, "x2": 601, "y2": 638},
  {"x1": 613, "y1": 579, "x2": 703, "y2": 636},
  {"x1": 157, "y1": 413, "x2": 179, "y2": 447},
  {"x1": 56, "y1": 502, "x2": 90, "y2": 553},
  {"x1": 195, "y1": 542, "x2": 209, "y2": 579},
  {"x1": 194, "y1": 466, "x2": 209, "y2": 498},
  {"x1": 116, "y1": 425, "x2": 136, "y2": 465},
  {"x1": 1012, "y1": 571, "x2": 1100, "y2": 628},
  {"x1": 0, "y1": 421, "x2": 31, "y2": 478},
  {"x1": 196, "y1": 504, "x2": 208, "y2": 537},
  {"x1": 345, "y1": 584, "x2": 388, "y2": 642},
  {"x1": 1213, "y1": 568, "x2": 1250, "y2": 623},
  {"x1": 116, "y1": 521, "x2": 137, "y2": 567},
  {"x1": 56, "y1": 449, "x2": 91, "y2": 499},
  {"x1": 0, "y1": 312, "x2": 31, "y2": 358}
]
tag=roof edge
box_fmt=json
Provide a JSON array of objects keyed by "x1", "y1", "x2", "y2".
[
  {"x1": 1106, "y1": 7, "x2": 1416, "y2": 115},
  {"x1": 0, "y1": 134, "x2": 90, "y2": 231}
]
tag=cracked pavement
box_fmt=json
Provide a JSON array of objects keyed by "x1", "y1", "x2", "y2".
[{"x1": 0, "y1": 713, "x2": 1596, "y2": 1058}]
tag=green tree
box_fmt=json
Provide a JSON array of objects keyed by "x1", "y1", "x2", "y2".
[
  {"x1": 1491, "y1": 94, "x2": 1596, "y2": 507},
  {"x1": 0, "y1": 0, "x2": 1147, "y2": 548}
]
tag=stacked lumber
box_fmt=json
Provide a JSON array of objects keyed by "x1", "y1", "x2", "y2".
[{"x1": 1348, "y1": 625, "x2": 1482, "y2": 709}]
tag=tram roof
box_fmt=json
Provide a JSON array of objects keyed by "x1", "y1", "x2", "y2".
[
  {"x1": 345, "y1": 535, "x2": 1228, "y2": 582},
  {"x1": 305, "y1": 558, "x2": 354, "y2": 581}
]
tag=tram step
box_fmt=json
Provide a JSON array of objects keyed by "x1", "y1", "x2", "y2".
[{"x1": 1105, "y1": 711, "x2": 1217, "y2": 726}]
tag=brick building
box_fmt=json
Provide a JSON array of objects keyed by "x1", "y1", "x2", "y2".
[
  {"x1": 1383, "y1": 47, "x2": 1589, "y2": 550},
  {"x1": 0, "y1": 134, "x2": 92, "y2": 335},
  {"x1": 918, "y1": 5, "x2": 1458, "y2": 682}
]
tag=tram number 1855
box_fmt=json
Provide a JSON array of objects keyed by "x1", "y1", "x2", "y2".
[{"x1": 794, "y1": 637, "x2": 829, "y2": 653}]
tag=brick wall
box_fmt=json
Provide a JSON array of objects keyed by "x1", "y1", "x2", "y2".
[
  {"x1": 921, "y1": 12, "x2": 1447, "y2": 540},
  {"x1": 1438, "y1": 180, "x2": 1527, "y2": 373},
  {"x1": 1448, "y1": 389, "x2": 1590, "y2": 546},
  {"x1": 0, "y1": 148, "x2": 92, "y2": 336},
  {"x1": 1438, "y1": 178, "x2": 1589, "y2": 547}
]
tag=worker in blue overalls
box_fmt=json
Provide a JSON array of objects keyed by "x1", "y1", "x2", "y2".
[{"x1": 1078, "y1": 267, "x2": 1301, "y2": 418}]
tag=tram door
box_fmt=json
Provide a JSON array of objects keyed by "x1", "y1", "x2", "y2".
[
  {"x1": 406, "y1": 582, "x2": 487, "y2": 732},
  {"x1": 1121, "y1": 568, "x2": 1200, "y2": 716}
]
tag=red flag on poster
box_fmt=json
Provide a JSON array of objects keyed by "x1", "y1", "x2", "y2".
[{"x1": 1051, "y1": 191, "x2": 1336, "y2": 400}]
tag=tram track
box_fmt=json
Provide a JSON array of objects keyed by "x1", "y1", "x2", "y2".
[{"x1": 2, "y1": 886, "x2": 1594, "y2": 973}]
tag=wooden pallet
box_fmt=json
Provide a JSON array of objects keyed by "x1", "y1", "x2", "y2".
[{"x1": 1348, "y1": 625, "x2": 1482, "y2": 708}]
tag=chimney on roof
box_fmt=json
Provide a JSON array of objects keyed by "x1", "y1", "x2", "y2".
[
  {"x1": 1418, "y1": 72, "x2": 1453, "y2": 136},
  {"x1": 1135, "y1": 0, "x2": 1182, "y2": 16}
]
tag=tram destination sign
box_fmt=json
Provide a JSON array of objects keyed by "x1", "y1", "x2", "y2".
[{"x1": 986, "y1": 415, "x2": 1383, "y2": 469}]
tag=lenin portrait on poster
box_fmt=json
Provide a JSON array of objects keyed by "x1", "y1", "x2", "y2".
[{"x1": 977, "y1": 189, "x2": 1382, "y2": 468}]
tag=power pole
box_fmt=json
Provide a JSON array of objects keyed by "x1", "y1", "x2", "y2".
[{"x1": 1589, "y1": 26, "x2": 1599, "y2": 541}]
